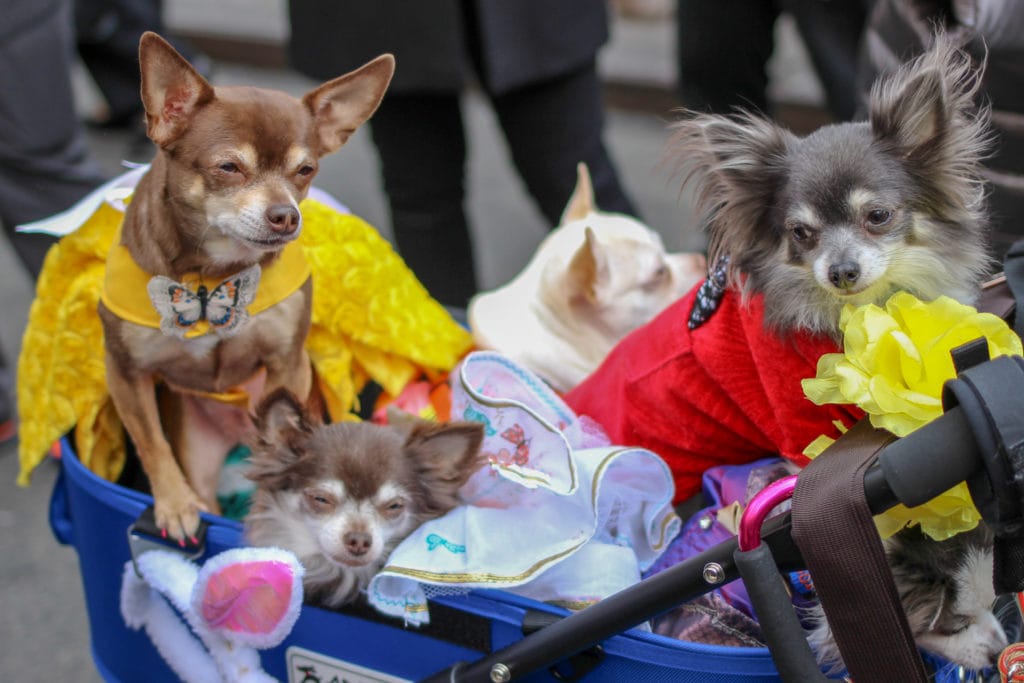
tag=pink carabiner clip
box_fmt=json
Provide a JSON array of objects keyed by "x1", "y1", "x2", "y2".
[{"x1": 737, "y1": 475, "x2": 798, "y2": 552}]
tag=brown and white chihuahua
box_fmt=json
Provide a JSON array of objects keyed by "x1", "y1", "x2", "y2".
[
  {"x1": 97, "y1": 32, "x2": 394, "y2": 541},
  {"x1": 244, "y1": 390, "x2": 484, "y2": 607}
]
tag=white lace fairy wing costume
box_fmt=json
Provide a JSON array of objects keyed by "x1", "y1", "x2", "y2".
[{"x1": 368, "y1": 351, "x2": 680, "y2": 626}]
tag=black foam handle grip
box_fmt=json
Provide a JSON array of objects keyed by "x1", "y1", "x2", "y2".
[{"x1": 877, "y1": 406, "x2": 979, "y2": 509}]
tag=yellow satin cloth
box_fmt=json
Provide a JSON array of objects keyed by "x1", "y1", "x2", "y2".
[{"x1": 17, "y1": 198, "x2": 473, "y2": 485}]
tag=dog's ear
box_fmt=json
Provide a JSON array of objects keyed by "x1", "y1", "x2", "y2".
[
  {"x1": 560, "y1": 163, "x2": 596, "y2": 225},
  {"x1": 869, "y1": 33, "x2": 985, "y2": 159},
  {"x1": 138, "y1": 31, "x2": 215, "y2": 146},
  {"x1": 302, "y1": 54, "x2": 396, "y2": 157},
  {"x1": 869, "y1": 33, "x2": 990, "y2": 220},
  {"x1": 565, "y1": 227, "x2": 605, "y2": 304},
  {"x1": 255, "y1": 388, "x2": 312, "y2": 444},
  {"x1": 668, "y1": 111, "x2": 794, "y2": 284},
  {"x1": 383, "y1": 406, "x2": 424, "y2": 438},
  {"x1": 249, "y1": 388, "x2": 314, "y2": 482},
  {"x1": 870, "y1": 63, "x2": 948, "y2": 155},
  {"x1": 403, "y1": 420, "x2": 484, "y2": 515}
]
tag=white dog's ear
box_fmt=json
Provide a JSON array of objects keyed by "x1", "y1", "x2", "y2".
[
  {"x1": 404, "y1": 421, "x2": 484, "y2": 515},
  {"x1": 565, "y1": 227, "x2": 607, "y2": 304},
  {"x1": 139, "y1": 31, "x2": 215, "y2": 146},
  {"x1": 303, "y1": 53, "x2": 395, "y2": 156},
  {"x1": 560, "y1": 163, "x2": 596, "y2": 225}
]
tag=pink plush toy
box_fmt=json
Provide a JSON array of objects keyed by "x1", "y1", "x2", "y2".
[{"x1": 120, "y1": 546, "x2": 304, "y2": 682}]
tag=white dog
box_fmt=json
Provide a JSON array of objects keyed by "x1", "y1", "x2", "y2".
[{"x1": 468, "y1": 164, "x2": 706, "y2": 392}]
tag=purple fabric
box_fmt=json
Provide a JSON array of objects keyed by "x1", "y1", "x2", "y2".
[{"x1": 644, "y1": 457, "x2": 794, "y2": 644}]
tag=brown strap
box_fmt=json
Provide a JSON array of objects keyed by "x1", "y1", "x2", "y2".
[{"x1": 790, "y1": 420, "x2": 928, "y2": 683}]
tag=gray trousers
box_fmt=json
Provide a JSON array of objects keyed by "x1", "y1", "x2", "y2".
[{"x1": 0, "y1": 0, "x2": 107, "y2": 277}]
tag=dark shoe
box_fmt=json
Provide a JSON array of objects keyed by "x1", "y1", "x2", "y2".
[
  {"x1": 0, "y1": 418, "x2": 14, "y2": 444},
  {"x1": 0, "y1": 366, "x2": 15, "y2": 444}
]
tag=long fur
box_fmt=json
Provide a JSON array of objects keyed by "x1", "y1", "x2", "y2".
[
  {"x1": 244, "y1": 389, "x2": 484, "y2": 607},
  {"x1": 665, "y1": 31, "x2": 1006, "y2": 673},
  {"x1": 668, "y1": 33, "x2": 993, "y2": 339},
  {"x1": 806, "y1": 524, "x2": 1008, "y2": 672}
]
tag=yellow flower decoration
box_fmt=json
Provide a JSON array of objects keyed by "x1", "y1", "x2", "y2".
[{"x1": 802, "y1": 292, "x2": 1023, "y2": 540}]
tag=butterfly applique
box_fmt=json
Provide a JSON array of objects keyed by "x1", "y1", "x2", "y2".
[{"x1": 147, "y1": 265, "x2": 261, "y2": 339}]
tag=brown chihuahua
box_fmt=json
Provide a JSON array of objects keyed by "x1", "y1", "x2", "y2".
[
  {"x1": 98, "y1": 32, "x2": 394, "y2": 541},
  {"x1": 245, "y1": 390, "x2": 485, "y2": 607}
]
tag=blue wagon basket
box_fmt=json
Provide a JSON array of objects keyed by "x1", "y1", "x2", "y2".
[
  {"x1": 49, "y1": 438, "x2": 784, "y2": 683},
  {"x1": 48, "y1": 342, "x2": 1024, "y2": 683}
]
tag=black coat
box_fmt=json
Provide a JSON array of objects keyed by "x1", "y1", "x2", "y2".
[{"x1": 287, "y1": 0, "x2": 609, "y2": 96}]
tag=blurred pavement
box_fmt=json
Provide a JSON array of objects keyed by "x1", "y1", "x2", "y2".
[{"x1": 0, "y1": 5, "x2": 823, "y2": 681}]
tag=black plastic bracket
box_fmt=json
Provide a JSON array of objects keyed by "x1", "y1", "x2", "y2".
[
  {"x1": 126, "y1": 504, "x2": 208, "y2": 577},
  {"x1": 521, "y1": 610, "x2": 604, "y2": 683}
]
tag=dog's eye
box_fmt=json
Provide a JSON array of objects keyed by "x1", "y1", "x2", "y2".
[
  {"x1": 866, "y1": 208, "x2": 892, "y2": 226},
  {"x1": 790, "y1": 224, "x2": 815, "y2": 244},
  {"x1": 218, "y1": 162, "x2": 240, "y2": 174},
  {"x1": 304, "y1": 490, "x2": 335, "y2": 513},
  {"x1": 297, "y1": 165, "x2": 316, "y2": 177},
  {"x1": 938, "y1": 616, "x2": 973, "y2": 636},
  {"x1": 381, "y1": 499, "x2": 405, "y2": 518},
  {"x1": 645, "y1": 265, "x2": 670, "y2": 290}
]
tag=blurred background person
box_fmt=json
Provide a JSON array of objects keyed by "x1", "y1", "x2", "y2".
[
  {"x1": 676, "y1": 0, "x2": 870, "y2": 121},
  {"x1": 0, "y1": 0, "x2": 110, "y2": 441},
  {"x1": 75, "y1": 0, "x2": 211, "y2": 159},
  {"x1": 288, "y1": 0, "x2": 639, "y2": 309},
  {"x1": 857, "y1": 0, "x2": 1024, "y2": 261}
]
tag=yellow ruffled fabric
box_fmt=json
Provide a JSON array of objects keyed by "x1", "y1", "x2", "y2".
[
  {"x1": 802, "y1": 292, "x2": 1023, "y2": 540},
  {"x1": 17, "y1": 198, "x2": 473, "y2": 485}
]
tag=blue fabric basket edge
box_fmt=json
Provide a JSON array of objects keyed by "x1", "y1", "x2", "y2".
[{"x1": 50, "y1": 438, "x2": 783, "y2": 682}]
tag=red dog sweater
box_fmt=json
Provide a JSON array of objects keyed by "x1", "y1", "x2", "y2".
[{"x1": 564, "y1": 282, "x2": 864, "y2": 503}]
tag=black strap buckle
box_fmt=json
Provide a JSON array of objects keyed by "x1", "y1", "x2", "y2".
[{"x1": 521, "y1": 611, "x2": 605, "y2": 683}]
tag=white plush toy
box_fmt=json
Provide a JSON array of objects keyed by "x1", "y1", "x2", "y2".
[{"x1": 120, "y1": 546, "x2": 304, "y2": 683}]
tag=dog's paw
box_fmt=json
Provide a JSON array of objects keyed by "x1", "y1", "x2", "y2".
[{"x1": 153, "y1": 488, "x2": 209, "y2": 544}]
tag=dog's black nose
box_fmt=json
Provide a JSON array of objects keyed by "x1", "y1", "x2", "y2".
[
  {"x1": 266, "y1": 204, "x2": 300, "y2": 235},
  {"x1": 344, "y1": 531, "x2": 372, "y2": 556},
  {"x1": 828, "y1": 261, "x2": 860, "y2": 289}
]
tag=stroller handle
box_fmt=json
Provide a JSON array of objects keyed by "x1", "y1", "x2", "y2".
[{"x1": 863, "y1": 404, "x2": 978, "y2": 513}]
